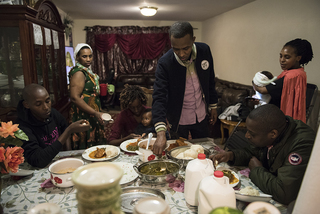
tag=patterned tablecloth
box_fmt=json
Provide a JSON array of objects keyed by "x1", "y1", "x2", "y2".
[{"x1": 0, "y1": 138, "x2": 287, "y2": 214}]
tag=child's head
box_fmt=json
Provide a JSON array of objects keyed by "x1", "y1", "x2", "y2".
[
  {"x1": 22, "y1": 84, "x2": 51, "y2": 122},
  {"x1": 253, "y1": 71, "x2": 277, "y2": 88},
  {"x1": 141, "y1": 109, "x2": 153, "y2": 127},
  {"x1": 280, "y1": 38, "x2": 313, "y2": 70}
]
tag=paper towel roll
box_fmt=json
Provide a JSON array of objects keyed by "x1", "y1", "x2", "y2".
[{"x1": 293, "y1": 125, "x2": 320, "y2": 213}]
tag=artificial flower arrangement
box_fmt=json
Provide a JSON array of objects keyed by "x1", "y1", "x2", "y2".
[{"x1": 0, "y1": 121, "x2": 28, "y2": 174}]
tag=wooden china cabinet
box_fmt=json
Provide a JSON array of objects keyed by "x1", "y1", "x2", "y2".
[{"x1": 0, "y1": 0, "x2": 70, "y2": 122}]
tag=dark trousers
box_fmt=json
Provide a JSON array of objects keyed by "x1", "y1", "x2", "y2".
[{"x1": 176, "y1": 116, "x2": 209, "y2": 139}]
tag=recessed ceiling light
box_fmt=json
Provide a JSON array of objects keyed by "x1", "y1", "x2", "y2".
[{"x1": 139, "y1": 6, "x2": 158, "y2": 16}]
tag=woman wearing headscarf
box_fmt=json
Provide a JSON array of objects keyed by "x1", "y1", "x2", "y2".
[{"x1": 69, "y1": 43, "x2": 104, "y2": 149}]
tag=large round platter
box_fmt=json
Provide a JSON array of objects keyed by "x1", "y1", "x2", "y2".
[
  {"x1": 112, "y1": 162, "x2": 139, "y2": 185},
  {"x1": 235, "y1": 191, "x2": 272, "y2": 203},
  {"x1": 120, "y1": 139, "x2": 139, "y2": 154},
  {"x1": 121, "y1": 187, "x2": 165, "y2": 213},
  {"x1": 82, "y1": 145, "x2": 120, "y2": 161}
]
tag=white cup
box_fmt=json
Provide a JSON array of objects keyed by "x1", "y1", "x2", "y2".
[{"x1": 48, "y1": 158, "x2": 84, "y2": 188}]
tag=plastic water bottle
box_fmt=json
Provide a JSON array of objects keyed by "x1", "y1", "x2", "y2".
[
  {"x1": 198, "y1": 170, "x2": 236, "y2": 214},
  {"x1": 184, "y1": 153, "x2": 214, "y2": 206}
]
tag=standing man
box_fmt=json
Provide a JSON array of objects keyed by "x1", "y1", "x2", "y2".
[{"x1": 152, "y1": 21, "x2": 218, "y2": 155}]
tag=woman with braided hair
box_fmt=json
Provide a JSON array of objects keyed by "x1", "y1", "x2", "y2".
[
  {"x1": 254, "y1": 38, "x2": 313, "y2": 123},
  {"x1": 108, "y1": 84, "x2": 149, "y2": 146}
]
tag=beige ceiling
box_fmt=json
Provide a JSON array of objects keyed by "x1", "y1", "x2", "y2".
[{"x1": 52, "y1": 0, "x2": 255, "y2": 21}]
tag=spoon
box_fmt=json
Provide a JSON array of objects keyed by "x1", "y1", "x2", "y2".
[{"x1": 146, "y1": 132, "x2": 153, "y2": 150}]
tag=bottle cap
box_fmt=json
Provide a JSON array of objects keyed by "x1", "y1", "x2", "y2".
[
  {"x1": 214, "y1": 170, "x2": 224, "y2": 178},
  {"x1": 198, "y1": 153, "x2": 206, "y2": 159}
]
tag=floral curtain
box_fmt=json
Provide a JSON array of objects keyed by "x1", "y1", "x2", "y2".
[{"x1": 86, "y1": 26, "x2": 171, "y2": 82}]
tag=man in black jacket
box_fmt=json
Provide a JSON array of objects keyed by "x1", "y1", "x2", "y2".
[
  {"x1": 152, "y1": 21, "x2": 218, "y2": 155},
  {"x1": 211, "y1": 104, "x2": 315, "y2": 205},
  {"x1": 15, "y1": 84, "x2": 90, "y2": 168}
]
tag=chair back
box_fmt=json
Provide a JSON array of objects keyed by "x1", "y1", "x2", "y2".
[{"x1": 306, "y1": 83, "x2": 318, "y2": 122}]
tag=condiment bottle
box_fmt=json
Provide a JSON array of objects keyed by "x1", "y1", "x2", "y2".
[
  {"x1": 198, "y1": 170, "x2": 236, "y2": 214},
  {"x1": 184, "y1": 153, "x2": 214, "y2": 206}
]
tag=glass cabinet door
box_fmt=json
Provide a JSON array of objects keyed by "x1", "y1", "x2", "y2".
[{"x1": 0, "y1": 27, "x2": 24, "y2": 108}]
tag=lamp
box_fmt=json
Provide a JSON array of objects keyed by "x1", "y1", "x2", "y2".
[{"x1": 140, "y1": 6, "x2": 158, "y2": 16}]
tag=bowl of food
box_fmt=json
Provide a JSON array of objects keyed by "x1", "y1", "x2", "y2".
[
  {"x1": 48, "y1": 158, "x2": 84, "y2": 187},
  {"x1": 167, "y1": 145, "x2": 210, "y2": 169},
  {"x1": 133, "y1": 160, "x2": 180, "y2": 184},
  {"x1": 135, "y1": 138, "x2": 157, "y2": 162}
]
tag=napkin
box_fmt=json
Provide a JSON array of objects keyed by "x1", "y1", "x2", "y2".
[
  {"x1": 166, "y1": 174, "x2": 184, "y2": 192},
  {"x1": 41, "y1": 178, "x2": 55, "y2": 188},
  {"x1": 239, "y1": 168, "x2": 250, "y2": 177}
]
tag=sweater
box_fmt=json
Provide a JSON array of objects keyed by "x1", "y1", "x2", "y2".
[
  {"x1": 152, "y1": 42, "x2": 218, "y2": 132},
  {"x1": 15, "y1": 100, "x2": 67, "y2": 168}
]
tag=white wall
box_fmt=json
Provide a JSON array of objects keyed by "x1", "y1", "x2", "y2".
[
  {"x1": 72, "y1": 20, "x2": 202, "y2": 49},
  {"x1": 202, "y1": 0, "x2": 320, "y2": 87}
]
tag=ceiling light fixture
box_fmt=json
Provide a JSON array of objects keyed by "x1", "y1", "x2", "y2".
[{"x1": 140, "y1": 6, "x2": 158, "y2": 16}]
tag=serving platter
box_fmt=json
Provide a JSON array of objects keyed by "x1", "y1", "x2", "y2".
[
  {"x1": 235, "y1": 191, "x2": 272, "y2": 202},
  {"x1": 82, "y1": 145, "x2": 120, "y2": 161},
  {"x1": 112, "y1": 162, "x2": 139, "y2": 185},
  {"x1": 121, "y1": 187, "x2": 165, "y2": 213}
]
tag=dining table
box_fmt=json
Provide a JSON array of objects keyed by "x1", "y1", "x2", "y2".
[{"x1": 1, "y1": 138, "x2": 287, "y2": 214}]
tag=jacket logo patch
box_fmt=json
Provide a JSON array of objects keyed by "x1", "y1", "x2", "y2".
[
  {"x1": 201, "y1": 60, "x2": 209, "y2": 70},
  {"x1": 288, "y1": 153, "x2": 302, "y2": 165}
]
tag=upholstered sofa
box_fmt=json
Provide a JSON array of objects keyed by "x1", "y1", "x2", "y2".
[{"x1": 112, "y1": 74, "x2": 253, "y2": 109}]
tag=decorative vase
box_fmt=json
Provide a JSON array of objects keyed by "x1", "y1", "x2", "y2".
[{"x1": 72, "y1": 162, "x2": 124, "y2": 214}]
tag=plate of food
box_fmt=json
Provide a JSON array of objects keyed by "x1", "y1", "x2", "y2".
[
  {"x1": 235, "y1": 186, "x2": 272, "y2": 202},
  {"x1": 112, "y1": 162, "x2": 139, "y2": 185},
  {"x1": 82, "y1": 145, "x2": 120, "y2": 161},
  {"x1": 120, "y1": 139, "x2": 140, "y2": 153},
  {"x1": 166, "y1": 137, "x2": 192, "y2": 151},
  {"x1": 216, "y1": 167, "x2": 240, "y2": 188}
]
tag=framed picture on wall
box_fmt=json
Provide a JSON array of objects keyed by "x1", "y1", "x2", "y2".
[{"x1": 65, "y1": 46, "x2": 75, "y2": 84}]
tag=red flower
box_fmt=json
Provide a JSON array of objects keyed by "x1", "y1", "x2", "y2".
[
  {"x1": 54, "y1": 177, "x2": 62, "y2": 184},
  {"x1": 162, "y1": 151, "x2": 166, "y2": 156},
  {"x1": 3, "y1": 146, "x2": 24, "y2": 173},
  {"x1": 148, "y1": 154, "x2": 156, "y2": 161}
]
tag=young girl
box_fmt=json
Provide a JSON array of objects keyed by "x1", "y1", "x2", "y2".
[{"x1": 254, "y1": 38, "x2": 313, "y2": 122}]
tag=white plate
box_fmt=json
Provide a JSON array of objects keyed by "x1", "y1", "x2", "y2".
[
  {"x1": 120, "y1": 139, "x2": 140, "y2": 154},
  {"x1": 216, "y1": 167, "x2": 240, "y2": 188},
  {"x1": 82, "y1": 145, "x2": 120, "y2": 161},
  {"x1": 9, "y1": 169, "x2": 34, "y2": 177},
  {"x1": 235, "y1": 191, "x2": 272, "y2": 203},
  {"x1": 112, "y1": 162, "x2": 139, "y2": 185},
  {"x1": 166, "y1": 139, "x2": 192, "y2": 151},
  {"x1": 28, "y1": 203, "x2": 62, "y2": 214}
]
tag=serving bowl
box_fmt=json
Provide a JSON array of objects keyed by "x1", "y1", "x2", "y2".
[
  {"x1": 133, "y1": 160, "x2": 180, "y2": 184},
  {"x1": 48, "y1": 158, "x2": 84, "y2": 187},
  {"x1": 167, "y1": 146, "x2": 211, "y2": 169},
  {"x1": 136, "y1": 138, "x2": 157, "y2": 162}
]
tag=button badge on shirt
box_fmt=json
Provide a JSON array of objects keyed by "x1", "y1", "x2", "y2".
[{"x1": 201, "y1": 60, "x2": 209, "y2": 70}]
